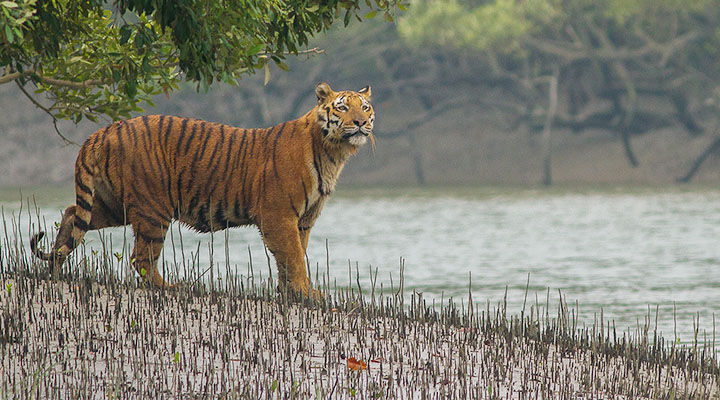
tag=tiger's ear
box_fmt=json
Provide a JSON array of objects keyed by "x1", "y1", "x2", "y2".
[
  {"x1": 358, "y1": 85, "x2": 372, "y2": 99},
  {"x1": 315, "y1": 82, "x2": 334, "y2": 103}
]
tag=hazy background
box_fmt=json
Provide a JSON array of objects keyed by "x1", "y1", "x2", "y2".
[{"x1": 3, "y1": 13, "x2": 720, "y2": 187}]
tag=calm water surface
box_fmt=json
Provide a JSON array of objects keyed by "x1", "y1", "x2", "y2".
[{"x1": 2, "y1": 185, "x2": 719, "y2": 347}]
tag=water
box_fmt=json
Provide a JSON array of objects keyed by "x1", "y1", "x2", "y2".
[{"x1": 2, "y1": 185, "x2": 719, "y2": 347}]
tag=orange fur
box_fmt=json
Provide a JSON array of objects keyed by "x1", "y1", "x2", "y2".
[{"x1": 30, "y1": 82, "x2": 375, "y2": 294}]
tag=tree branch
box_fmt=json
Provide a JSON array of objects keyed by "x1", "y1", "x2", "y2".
[
  {"x1": 677, "y1": 135, "x2": 720, "y2": 183},
  {"x1": 0, "y1": 69, "x2": 107, "y2": 89},
  {"x1": 0, "y1": 71, "x2": 24, "y2": 85}
]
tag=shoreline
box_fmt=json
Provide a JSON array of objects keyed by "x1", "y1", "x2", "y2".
[{"x1": 1, "y1": 268, "x2": 718, "y2": 399}]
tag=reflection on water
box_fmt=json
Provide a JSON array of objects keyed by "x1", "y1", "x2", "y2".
[{"x1": 2, "y1": 185, "x2": 719, "y2": 346}]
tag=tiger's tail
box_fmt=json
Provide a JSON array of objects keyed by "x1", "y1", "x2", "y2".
[
  {"x1": 29, "y1": 204, "x2": 78, "y2": 271},
  {"x1": 30, "y1": 231, "x2": 53, "y2": 261}
]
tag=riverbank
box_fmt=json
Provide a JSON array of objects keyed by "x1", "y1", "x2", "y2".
[{"x1": 1, "y1": 262, "x2": 717, "y2": 399}]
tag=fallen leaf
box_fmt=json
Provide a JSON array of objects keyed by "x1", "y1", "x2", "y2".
[{"x1": 347, "y1": 357, "x2": 367, "y2": 371}]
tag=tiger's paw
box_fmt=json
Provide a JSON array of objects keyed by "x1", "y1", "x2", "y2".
[{"x1": 281, "y1": 278, "x2": 324, "y2": 302}]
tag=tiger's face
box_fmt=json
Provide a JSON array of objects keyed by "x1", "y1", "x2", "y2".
[{"x1": 315, "y1": 82, "x2": 374, "y2": 147}]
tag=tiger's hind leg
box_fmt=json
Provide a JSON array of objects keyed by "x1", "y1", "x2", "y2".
[
  {"x1": 30, "y1": 181, "x2": 126, "y2": 277},
  {"x1": 130, "y1": 217, "x2": 172, "y2": 288}
]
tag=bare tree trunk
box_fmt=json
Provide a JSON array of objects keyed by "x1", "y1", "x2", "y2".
[
  {"x1": 542, "y1": 68, "x2": 559, "y2": 186},
  {"x1": 677, "y1": 135, "x2": 720, "y2": 183},
  {"x1": 670, "y1": 91, "x2": 702, "y2": 135},
  {"x1": 407, "y1": 133, "x2": 425, "y2": 185}
]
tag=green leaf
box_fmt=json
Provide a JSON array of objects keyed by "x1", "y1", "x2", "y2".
[
  {"x1": 276, "y1": 61, "x2": 289, "y2": 71},
  {"x1": 1, "y1": 1, "x2": 18, "y2": 8},
  {"x1": 4, "y1": 24, "x2": 14, "y2": 43},
  {"x1": 248, "y1": 44, "x2": 263, "y2": 55},
  {"x1": 364, "y1": 10, "x2": 377, "y2": 19},
  {"x1": 173, "y1": 352, "x2": 180, "y2": 364},
  {"x1": 119, "y1": 25, "x2": 132, "y2": 45},
  {"x1": 140, "y1": 268, "x2": 146, "y2": 277},
  {"x1": 263, "y1": 62, "x2": 270, "y2": 86},
  {"x1": 306, "y1": 4, "x2": 319, "y2": 12}
]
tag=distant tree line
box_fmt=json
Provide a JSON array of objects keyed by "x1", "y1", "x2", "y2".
[{"x1": 396, "y1": 0, "x2": 720, "y2": 183}]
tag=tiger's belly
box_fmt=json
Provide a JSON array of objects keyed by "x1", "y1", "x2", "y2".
[{"x1": 177, "y1": 209, "x2": 253, "y2": 233}]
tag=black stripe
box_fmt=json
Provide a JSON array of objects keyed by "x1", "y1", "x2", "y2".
[
  {"x1": 222, "y1": 127, "x2": 236, "y2": 208},
  {"x1": 176, "y1": 169, "x2": 186, "y2": 212},
  {"x1": 74, "y1": 218, "x2": 90, "y2": 232},
  {"x1": 301, "y1": 180, "x2": 309, "y2": 213},
  {"x1": 128, "y1": 118, "x2": 139, "y2": 149},
  {"x1": 239, "y1": 129, "x2": 254, "y2": 207},
  {"x1": 189, "y1": 123, "x2": 210, "y2": 172},
  {"x1": 142, "y1": 115, "x2": 154, "y2": 152},
  {"x1": 259, "y1": 161, "x2": 268, "y2": 206},
  {"x1": 289, "y1": 197, "x2": 299, "y2": 218},
  {"x1": 75, "y1": 177, "x2": 92, "y2": 196},
  {"x1": 176, "y1": 117, "x2": 190, "y2": 151},
  {"x1": 134, "y1": 210, "x2": 168, "y2": 230},
  {"x1": 96, "y1": 197, "x2": 124, "y2": 225},
  {"x1": 204, "y1": 127, "x2": 225, "y2": 177},
  {"x1": 214, "y1": 200, "x2": 225, "y2": 227},
  {"x1": 202, "y1": 130, "x2": 226, "y2": 200},
  {"x1": 142, "y1": 115, "x2": 152, "y2": 134},
  {"x1": 272, "y1": 122, "x2": 287, "y2": 181},
  {"x1": 76, "y1": 196, "x2": 92, "y2": 212},
  {"x1": 128, "y1": 176, "x2": 169, "y2": 220},
  {"x1": 78, "y1": 155, "x2": 93, "y2": 175},
  {"x1": 130, "y1": 118, "x2": 150, "y2": 155},
  {"x1": 115, "y1": 121, "x2": 125, "y2": 153},
  {"x1": 232, "y1": 129, "x2": 247, "y2": 171},
  {"x1": 197, "y1": 205, "x2": 210, "y2": 231},
  {"x1": 183, "y1": 122, "x2": 199, "y2": 155},
  {"x1": 313, "y1": 156, "x2": 324, "y2": 195},
  {"x1": 187, "y1": 193, "x2": 200, "y2": 217},
  {"x1": 104, "y1": 144, "x2": 113, "y2": 189},
  {"x1": 136, "y1": 231, "x2": 165, "y2": 244},
  {"x1": 233, "y1": 199, "x2": 244, "y2": 221},
  {"x1": 163, "y1": 116, "x2": 174, "y2": 149},
  {"x1": 153, "y1": 146, "x2": 174, "y2": 206}
]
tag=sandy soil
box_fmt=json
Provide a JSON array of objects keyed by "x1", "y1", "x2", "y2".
[{"x1": 0, "y1": 273, "x2": 717, "y2": 399}]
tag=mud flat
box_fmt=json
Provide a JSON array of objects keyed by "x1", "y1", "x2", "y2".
[{"x1": 0, "y1": 252, "x2": 717, "y2": 400}]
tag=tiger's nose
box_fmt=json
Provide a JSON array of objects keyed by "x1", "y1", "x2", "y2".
[{"x1": 353, "y1": 119, "x2": 367, "y2": 127}]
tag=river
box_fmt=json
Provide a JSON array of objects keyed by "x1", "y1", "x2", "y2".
[{"x1": 2, "y1": 185, "x2": 719, "y2": 348}]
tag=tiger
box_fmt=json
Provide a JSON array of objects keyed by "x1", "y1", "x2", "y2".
[{"x1": 30, "y1": 82, "x2": 375, "y2": 296}]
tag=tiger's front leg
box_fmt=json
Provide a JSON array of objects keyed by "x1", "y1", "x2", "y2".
[{"x1": 259, "y1": 216, "x2": 311, "y2": 295}]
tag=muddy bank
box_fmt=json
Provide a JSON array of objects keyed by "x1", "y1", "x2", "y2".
[{"x1": 0, "y1": 261, "x2": 717, "y2": 398}]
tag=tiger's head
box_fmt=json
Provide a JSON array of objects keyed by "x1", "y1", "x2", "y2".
[{"x1": 315, "y1": 82, "x2": 374, "y2": 148}]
